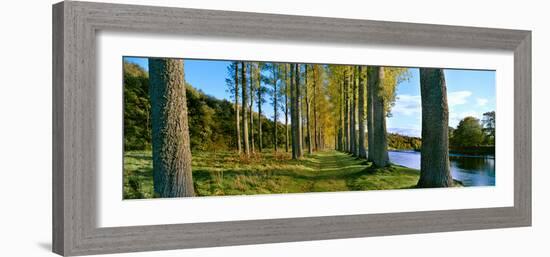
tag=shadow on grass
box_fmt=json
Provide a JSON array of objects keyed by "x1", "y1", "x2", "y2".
[{"x1": 124, "y1": 150, "x2": 424, "y2": 198}]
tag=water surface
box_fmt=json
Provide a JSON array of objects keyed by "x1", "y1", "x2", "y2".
[{"x1": 389, "y1": 150, "x2": 495, "y2": 186}]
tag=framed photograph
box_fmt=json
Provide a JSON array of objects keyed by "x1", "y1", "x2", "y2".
[{"x1": 52, "y1": 1, "x2": 531, "y2": 256}]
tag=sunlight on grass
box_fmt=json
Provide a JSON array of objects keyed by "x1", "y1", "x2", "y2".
[{"x1": 123, "y1": 149, "x2": 424, "y2": 199}]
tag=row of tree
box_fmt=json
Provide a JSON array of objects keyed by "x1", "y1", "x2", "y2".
[
  {"x1": 142, "y1": 58, "x2": 482, "y2": 197},
  {"x1": 326, "y1": 66, "x2": 409, "y2": 167},
  {"x1": 226, "y1": 62, "x2": 333, "y2": 159}
]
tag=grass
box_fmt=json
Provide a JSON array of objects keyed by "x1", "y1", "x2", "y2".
[{"x1": 124, "y1": 149, "x2": 427, "y2": 199}]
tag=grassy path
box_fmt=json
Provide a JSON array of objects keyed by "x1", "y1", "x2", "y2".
[{"x1": 124, "y1": 149, "x2": 421, "y2": 199}]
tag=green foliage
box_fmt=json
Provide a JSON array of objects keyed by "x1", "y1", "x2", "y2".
[
  {"x1": 124, "y1": 150, "x2": 423, "y2": 199},
  {"x1": 186, "y1": 85, "x2": 236, "y2": 151},
  {"x1": 124, "y1": 61, "x2": 289, "y2": 152},
  {"x1": 382, "y1": 67, "x2": 411, "y2": 117},
  {"x1": 123, "y1": 62, "x2": 151, "y2": 151},
  {"x1": 450, "y1": 116, "x2": 485, "y2": 147},
  {"x1": 482, "y1": 111, "x2": 496, "y2": 145},
  {"x1": 387, "y1": 133, "x2": 422, "y2": 150}
]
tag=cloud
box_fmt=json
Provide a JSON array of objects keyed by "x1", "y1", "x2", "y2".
[
  {"x1": 392, "y1": 91, "x2": 472, "y2": 117},
  {"x1": 476, "y1": 98, "x2": 488, "y2": 106},
  {"x1": 391, "y1": 94, "x2": 421, "y2": 116},
  {"x1": 390, "y1": 90, "x2": 480, "y2": 130},
  {"x1": 448, "y1": 91, "x2": 472, "y2": 107}
]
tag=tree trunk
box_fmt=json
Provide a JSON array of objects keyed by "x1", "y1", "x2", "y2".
[
  {"x1": 149, "y1": 58, "x2": 194, "y2": 197},
  {"x1": 350, "y1": 68, "x2": 357, "y2": 156},
  {"x1": 418, "y1": 68, "x2": 453, "y2": 187},
  {"x1": 313, "y1": 65, "x2": 319, "y2": 151},
  {"x1": 290, "y1": 64, "x2": 298, "y2": 159},
  {"x1": 295, "y1": 64, "x2": 303, "y2": 158},
  {"x1": 366, "y1": 67, "x2": 374, "y2": 162},
  {"x1": 354, "y1": 67, "x2": 360, "y2": 157},
  {"x1": 273, "y1": 65, "x2": 278, "y2": 152},
  {"x1": 234, "y1": 62, "x2": 242, "y2": 154},
  {"x1": 241, "y1": 62, "x2": 250, "y2": 156},
  {"x1": 305, "y1": 65, "x2": 313, "y2": 154},
  {"x1": 334, "y1": 123, "x2": 340, "y2": 150},
  {"x1": 256, "y1": 65, "x2": 263, "y2": 153},
  {"x1": 344, "y1": 69, "x2": 350, "y2": 153},
  {"x1": 339, "y1": 80, "x2": 344, "y2": 151},
  {"x1": 285, "y1": 64, "x2": 290, "y2": 152},
  {"x1": 358, "y1": 66, "x2": 367, "y2": 158},
  {"x1": 370, "y1": 66, "x2": 389, "y2": 167},
  {"x1": 249, "y1": 64, "x2": 255, "y2": 153}
]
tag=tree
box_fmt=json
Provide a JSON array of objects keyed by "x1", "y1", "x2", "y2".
[
  {"x1": 149, "y1": 58, "x2": 194, "y2": 197},
  {"x1": 305, "y1": 65, "x2": 313, "y2": 154},
  {"x1": 249, "y1": 63, "x2": 255, "y2": 153},
  {"x1": 296, "y1": 64, "x2": 303, "y2": 157},
  {"x1": 344, "y1": 69, "x2": 350, "y2": 153},
  {"x1": 263, "y1": 63, "x2": 281, "y2": 151},
  {"x1": 482, "y1": 111, "x2": 496, "y2": 145},
  {"x1": 350, "y1": 66, "x2": 357, "y2": 156},
  {"x1": 417, "y1": 68, "x2": 452, "y2": 188},
  {"x1": 357, "y1": 66, "x2": 367, "y2": 158},
  {"x1": 366, "y1": 66, "x2": 374, "y2": 162},
  {"x1": 284, "y1": 64, "x2": 290, "y2": 152},
  {"x1": 312, "y1": 64, "x2": 320, "y2": 151},
  {"x1": 340, "y1": 78, "x2": 345, "y2": 151},
  {"x1": 369, "y1": 66, "x2": 389, "y2": 167},
  {"x1": 452, "y1": 116, "x2": 484, "y2": 147},
  {"x1": 123, "y1": 61, "x2": 151, "y2": 151},
  {"x1": 241, "y1": 62, "x2": 250, "y2": 156},
  {"x1": 256, "y1": 62, "x2": 264, "y2": 152},
  {"x1": 291, "y1": 63, "x2": 303, "y2": 159},
  {"x1": 226, "y1": 62, "x2": 242, "y2": 153}
]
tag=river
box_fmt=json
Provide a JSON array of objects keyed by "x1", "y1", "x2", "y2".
[{"x1": 388, "y1": 150, "x2": 495, "y2": 186}]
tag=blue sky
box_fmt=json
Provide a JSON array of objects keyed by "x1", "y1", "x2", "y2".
[{"x1": 125, "y1": 57, "x2": 495, "y2": 137}]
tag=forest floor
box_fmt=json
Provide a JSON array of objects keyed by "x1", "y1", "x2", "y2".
[{"x1": 123, "y1": 149, "x2": 422, "y2": 199}]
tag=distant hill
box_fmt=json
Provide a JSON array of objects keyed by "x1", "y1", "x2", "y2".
[
  {"x1": 387, "y1": 133, "x2": 421, "y2": 150},
  {"x1": 124, "y1": 61, "x2": 286, "y2": 152}
]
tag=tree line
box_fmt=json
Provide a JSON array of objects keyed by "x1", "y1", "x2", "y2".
[
  {"x1": 227, "y1": 64, "x2": 454, "y2": 187},
  {"x1": 225, "y1": 62, "x2": 335, "y2": 158},
  {"x1": 124, "y1": 61, "x2": 291, "y2": 153},
  {"x1": 128, "y1": 58, "x2": 490, "y2": 197}
]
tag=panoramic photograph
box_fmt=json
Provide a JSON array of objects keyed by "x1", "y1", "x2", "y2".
[{"x1": 123, "y1": 57, "x2": 496, "y2": 199}]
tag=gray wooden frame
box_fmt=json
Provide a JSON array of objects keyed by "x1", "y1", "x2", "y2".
[{"x1": 52, "y1": 1, "x2": 531, "y2": 256}]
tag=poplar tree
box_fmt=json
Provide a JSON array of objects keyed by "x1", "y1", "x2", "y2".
[
  {"x1": 241, "y1": 62, "x2": 250, "y2": 156},
  {"x1": 418, "y1": 68, "x2": 453, "y2": 187},
  {"x1": 149, "y1": 58, "x2": 194, "y2": 197}
]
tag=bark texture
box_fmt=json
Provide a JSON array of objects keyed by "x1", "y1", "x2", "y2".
[
  {"x1": 370, "y1": 66, "x2": 389, "y2": 167},
  {"x1": 149, "y1": 58, "x2": 194, "y2": 197},
  {"x1": 418, "y1": 68, "x2": 453, "y2": 187}
]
